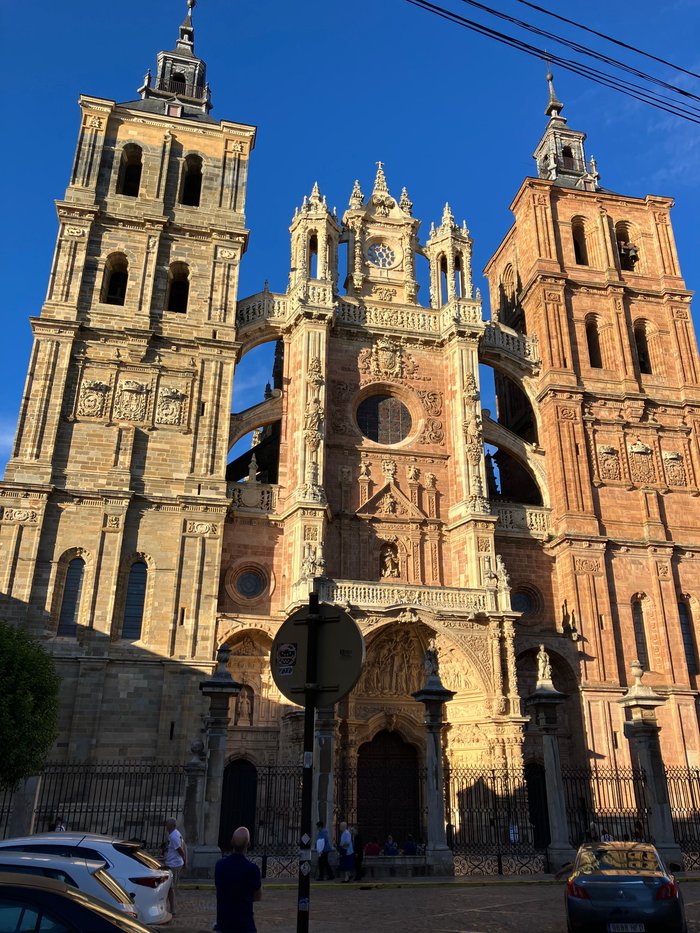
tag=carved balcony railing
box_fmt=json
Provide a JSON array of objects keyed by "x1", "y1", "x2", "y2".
[
  {"x1": 438, "y1": 297, "x2": 484, "y2": 332},
  {"x1": 494, "y1": 503, "x2": 551, "y2": 537},
  {"x1": 235, "y1": 291, "x2": 288, "y2": 330},
  {"x1": 227, "y1": 481, "x2": 280, "y2": 513},
  {"x1": 335, "y1": 300, "x2": 441, "y2": 335},
  {"x1": 481, "y1": 322, "x2": 540, "y2": 370},
  {"x1": 315, "y1": 578, "x2": 496, "y2": 613}
]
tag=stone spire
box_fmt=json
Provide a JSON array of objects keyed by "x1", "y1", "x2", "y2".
[
  {"x1": 348, "y1": 179, "x2": 364, "y2": 210},
  {"x1": 138, "y1": 0, "x2": 211, "y2": 114},
  {"x1": 399, "y1": 187, "x2": 413, "y2": 216},
  {"x1": 544, "y1": 68, "x2": 564, "y2": 120},
  {"x1": 373, "y1": 161, "x2": 390, "y2": 196}
]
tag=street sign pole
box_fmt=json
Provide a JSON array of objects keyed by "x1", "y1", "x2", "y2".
[{"x1": 296, "y1": 591, "x2": 320, "y2": 933}]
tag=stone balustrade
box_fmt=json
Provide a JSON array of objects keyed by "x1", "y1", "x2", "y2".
[
  {"x1": 494, "y1": 503, "x2": 551, "y2": 536},
  {"x1": 482, "y1": 322, "x2": 540, "y2": 365},
  {"x1": 227, "y1": 481, "x2": 280, "y2": 512},
  {"x1": 315, "y1": 578, "x2": 496, "y2": 613},
  {"x1": 235, "y1": 291, "x2": 287, "y2": 329}
]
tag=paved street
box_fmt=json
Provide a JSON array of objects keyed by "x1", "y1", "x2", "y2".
[{"x1": 171, "y1": 879, "x2": 700, "y2": 932}]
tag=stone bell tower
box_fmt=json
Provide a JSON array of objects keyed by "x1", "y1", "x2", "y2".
[{"x1": 0, "y1": 2, "x2": 255, "y2": 760}]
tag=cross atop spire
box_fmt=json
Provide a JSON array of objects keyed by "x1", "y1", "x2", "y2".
[
  {"x1": 373, "y1": 161, "x2": 390, "y2": 196},
  {"x1": 544, "y1": 68, "x2": 565, "y2": 120}
]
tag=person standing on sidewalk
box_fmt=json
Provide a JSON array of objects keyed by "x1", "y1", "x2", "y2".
[
  {"x1": 338, "y1": 821, "x2": 354, "y2": 883},
  {"x1": 215, "y1": 826, "x2": 262, "y2": 933},
  {"x1": 316, "y1": 820, "x2": 334, "y2": 880},
  {"x1": 163, "y1": 817, "x2": 186, "y2": 916}
]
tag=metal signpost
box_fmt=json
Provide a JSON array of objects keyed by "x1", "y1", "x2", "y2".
[{"x1": 271, "y1": 592, "x2": 364, "y2": 933}]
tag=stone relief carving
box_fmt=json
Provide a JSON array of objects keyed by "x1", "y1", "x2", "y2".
[
  {"x1": 186, "y1": 521, "x2": 218, "y2": 536},
  {"x1": 114, "y1": 379, "x2": 149, "y2": 422},
  {"x1": 663, "y1": 451, "x2": 687, "y2": 486},
  {"x1": 425, "y1": 472, "x2": 437, "y2": 488},
  {"x1": 417, "y1": 391, "x2": 443, "y2": 417},
  {"x1": 380, "y1": 543, "x2": 400, "y2": 578},
  {"x1": 420, "y1": 418, "x2": 445, "y2": 445},
  {"x1": 407, "y1": 465, "x2": 420, "y2": 482},
  {"x1": 463, "y1": 372, "x2": 479, "y2": 401},
  {"x1": 77, "y1": 379, "x2": 111, "y2": 418},
  {"x1": 628, "y1": 439, "x2": 656, "y2": 485},
  {"x1": 575, "y1": 557, "x2": 600, "y2": 573},
  {"x1": 2, "y1": 508, "x2": 38, "y2": 524},
  {"x1": 381, "y1": 459, "x2": 397, "y2": 481},
  {"x1": 358, "y1": 337, "x2": 417, "y2": 381},
  {"x1": 598, "y1": 444, "x2": 621, "y2": 481},
  {"x1": 355, "y1": 629, "x2": 421, "y2": 696},
  {"x1": 537, "y1": 644, "x2": 553, "y2": 683},
  {"x1": 377, "y1": 492, "x2": 408, "y2": 516},
  {"x1": 303, "y1": 397, "x2": 323, "y2": 451},
  {"x1": 156, "y1": 386, "x2": 187, "y2": 426}
]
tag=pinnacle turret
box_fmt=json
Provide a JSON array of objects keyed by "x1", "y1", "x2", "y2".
[
  {"x1": 544, "y1": 69, "x2": 565, "y2": 121},
  {"x1": 373, "y1": 161, "x2": 390, "y2": 196},
  {"x1": 349, "y1": 180, "x2": 364, "y2": 210}
]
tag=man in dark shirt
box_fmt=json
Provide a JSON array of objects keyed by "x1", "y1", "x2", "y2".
[{"x1": 215, "y1": 826, "x2": 262, "y2": 933}]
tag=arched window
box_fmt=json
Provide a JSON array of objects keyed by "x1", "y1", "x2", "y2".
[
  {"x1": 585, "y1": 316, "x2": 603, "y2": 369},
  {"x1": 122, "y1": 560, "x2": 148, "y2": 640},
  {"x1": 180, "y1": 154, "x2": 203, "y2": 207},
  {"x1": 454, "y1": 254, "x2": 464, "y2": 298},
  {"x1": 101, "y1": 253, "x2": 129, "y2": 306},
  {"x1": 679, "y1": 601, "x2": 698, "y2": 676},
  {"x1": 57, "y1": 557, "x2": 85, "y2": 636},
  {"x1": 171, "y1": 71, "x2": 187, "y2": 94},
  {"x1": 166, "y1": 262, "x2": 190, "y2": 313},
  {"x1": 632, "y1": 599, "x2": 650, "y2": 670},
  {"x1": 562, "y1": 145, "x2": 574, "y2": 168},
  {"x1": 439, "y1": 255, "x2": 448, "y2": 306},
  {"x1": 572, "y1": 219, "x2": 588, "y2": 266},
  {"x1": 616, "y1": 221, "x2": 639, "y2": 272},
  {"x1": 308, "y1": 234, "x2": 318, "y2": 279},
  {"x1": 116, "y1": 144, "x2": 143, "y2": 198},
  {"x1": 634, "y1": 321, "x2": 652, "y2": 375}
]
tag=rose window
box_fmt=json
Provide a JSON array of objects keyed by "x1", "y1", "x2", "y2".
[{"x1": 367, "y1": 242, "x2": 397, "y2": 269}]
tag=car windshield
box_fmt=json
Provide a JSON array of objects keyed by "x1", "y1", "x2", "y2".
[{"x1": 577, "y1": 847, "x2": 662, "y2": 872}]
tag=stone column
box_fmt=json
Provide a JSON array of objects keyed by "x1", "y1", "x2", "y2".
[
  {"x1": 182, "y1": 740, "x2": 206, "y2": 877},
  {"x1": 618, "y1": 660, "x2": 682, "y2": 867},
  {"x1": 313, "y1": 707, "x2": 336, "y2": 829},
  {"x1": 191, "y1": 645, "x2": 242, "y2": 877},
  {"x1": 413, "y1": 638, "x2": 455, "y2": 876},
  {"x1": 7, "y1": 776, "x2": 41, "y2": 837},
  {"x1": 525, "y1": 650, "x2": 576, "y2": 872}
]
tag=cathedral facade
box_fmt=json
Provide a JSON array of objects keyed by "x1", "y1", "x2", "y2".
[{"x1": 2, "y1": 8, "x2": 699, "y2": 821}]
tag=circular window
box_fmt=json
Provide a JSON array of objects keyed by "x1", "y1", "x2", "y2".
[
  {"x1": 357, "y1": 394, "x2": 412, "y2": 445},
  {"x1": 367, "y1": 242, "x2": 397, "y2": 269},
  {"x1": 234, "y1": 568, "x2": 267, "y2": 600},
  {"x1": 511, "y1": 587, "x2": 541, "y2": 617}
]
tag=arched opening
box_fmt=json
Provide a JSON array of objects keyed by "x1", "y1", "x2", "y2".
[
  {"x1": 562, "y1": 145, "x2": 574, "y2": 168},
  {"x1": 180, "y1": 154, "x2": 203, "y2": 207},
  {"x1": 493, "y1": 372, "x2": 538, "y2": 444},
  {"x1": 616, "y1": 222, "x2": 639, "y2": 272},
  {"x1": 524, "y1": 762, "x2": 550, "y2": 848},
  {"x1": 57, "y1": 557, "x2": 85, "y2": 636},
  {"x1": 572, "y1": 220, "x2": 588, "y2": 266},
  {"x1": 166, "y1": 262, "x2": 190, "y2": 314},
  {"x1": 308, "y1": 234, "x2": 318, "y2": 279},
  {"x1": 633, "y1": 322, "x2": 652, "y2": 375},
  {"x1": 487, "y1": 447, "x2": 543, "y2": 506},
  {"x1": 632, "y1": 599, "x2": 650, "y2": 670},
  {"x1": 101, "y1": 253, "x2": 129, "y2": 306},
  {"x1": 585, "y1": 316, "x2": 603, "y2": 369},
  {"x1": 122, "y1": 560, "x2": 147, "y2": 640},
  {"x1": 439, "y1": 255, "x2": 448, "y2": 306},
  {"x1": 171, "y1": 71, "x2": 187, "y2": 94},
  {"x1": 228, "y1": 339, "x2": 282, "y2": 483},
  {"x1": 219, "y1": 759, "x2": 258, "y2": 852},
  {"x1": 116, "y1": 144, "x2": 143, "y2": 198},
  {"x1": 357, "y1": 731, "x2": 420, "y2": 846},
  {"x1": 679, "y1": 600, "x2": 698, "y2": 676},
  {"x1": 454, "y1": 254, "x2": 464, "y2": 298}
]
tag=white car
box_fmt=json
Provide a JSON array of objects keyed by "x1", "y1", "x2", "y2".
[
  {"x1": 0, "y1": 851, "x2": 138, "y2": 919},
  {"x1": 0, "y1": 833, "x2": 172, "y2": 925}
]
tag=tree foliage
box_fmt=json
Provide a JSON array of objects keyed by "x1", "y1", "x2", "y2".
[{"x1": 0, "y1": 620, "x2": 60, "y2": 787}]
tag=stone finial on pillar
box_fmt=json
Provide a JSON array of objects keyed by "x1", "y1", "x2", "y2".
[
  {"x1": 617, "y1": 661, "x2": 681, "y2": 867},
  {"x1": 525, "y1": 660, "x2": 575, "y2": 872},
  {"x1": 412, "y1": 638, "x2": 455, "y2": 876},
  {"x1": 192, "y1": 644, "x2": 242, "y2": 876}
]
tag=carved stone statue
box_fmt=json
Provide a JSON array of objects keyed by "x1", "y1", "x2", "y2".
[
  {"x1": 247, "y1": 454, "x2": 259, "y2": 483},
  {"x1": 424, "y1": 636, "x2": 439, "y2": 677},
  {"x1": 496, "y1": 554, "x2": 510, "y2": 588},
  {"x1": 537, "y1": 644, "x2": 553, "y2": 683},
  {"x1": 380, "y1": 544, "x2": 400, "y2": 579}
]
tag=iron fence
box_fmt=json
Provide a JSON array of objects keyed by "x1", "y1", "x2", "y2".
[
  {"x1": 562, "y1": 767, "x2": 650, "y2": 846},
  {"x1": 0, "y1": 784, "x2": 14, "y2": 839},
  {"x1": 666, "y1": 766, "x2": 700, "y2": 868},
  {"x1": 34, "y1": 761, "x2": 186, "y2": 852},
  {"x1": 445, "y1": 766, "x2": 548, "y2": 874}
]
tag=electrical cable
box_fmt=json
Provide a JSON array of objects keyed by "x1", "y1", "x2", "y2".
[
  {"x1": 403, "y1": 0, "x2": 700, "y2": 125},
  {"x1": 515, "y1": 0, "x2": 700, "y2": 82},
  {"x1": 452, "y1": 0, "x2": 700, "y2": 105}
]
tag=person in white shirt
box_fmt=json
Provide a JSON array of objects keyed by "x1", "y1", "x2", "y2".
[{"x1": 163, "y1": 817, "x2": 186, "y2": 915}]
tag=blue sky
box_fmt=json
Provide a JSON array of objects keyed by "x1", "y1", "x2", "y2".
[{"x1": 2, "y1": 0, "x2": 698, "y2": 467}]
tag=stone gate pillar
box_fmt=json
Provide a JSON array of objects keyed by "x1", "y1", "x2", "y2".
[
  {"x1": 525, "y1": 646, "x2": 576, "y2": 872},
  {"x1": 313, "y1": 706, "x2": 336, "y2": 830},
  {"x1": 618, "y1": 660, "x2": 682, "y2": 867},
  {"x1": 192, "y1": 645, "x2": 241, "y2": 876},
  {"x1": 182, "y1": 740, "x2": 206, "y2": 876},
  {"x1": 413, "y1": 638, "x2": 455, "y2": 876}
]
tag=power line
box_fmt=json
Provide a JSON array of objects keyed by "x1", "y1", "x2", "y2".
[
  {"x1": 515, "y1": 0, "x2": 700, "y2": 83},
  {"x1": 452, "y1": 0, "x2": 700, "y2": 106},
  {"x1": 403, "y1": 0, "x2": 700, "y2": 126}
]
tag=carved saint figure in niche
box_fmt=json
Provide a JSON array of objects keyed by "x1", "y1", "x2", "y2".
[
  {"x1": 380, "y1": 543, "x2": 400, "y2": 579},
  {"x1": 537, "y1": 644, "x2": 552, "y2": 683},
  {"x1": 235, "y1": 685, "x2": 254, "y2": 725},
  {"x1": 424, "y1": 636, "x2": 439, "y2": 677}
]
